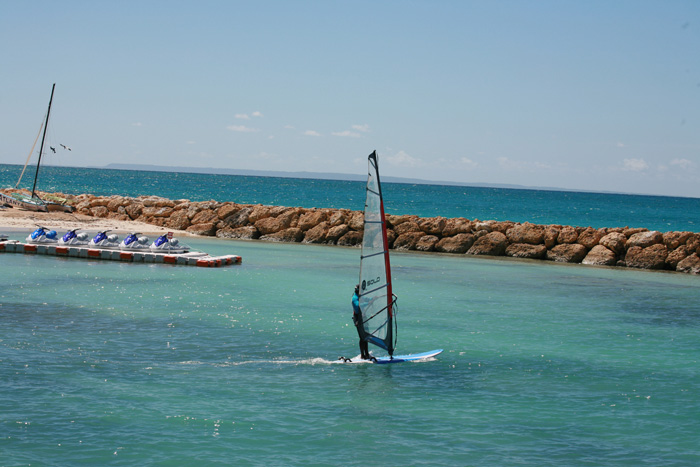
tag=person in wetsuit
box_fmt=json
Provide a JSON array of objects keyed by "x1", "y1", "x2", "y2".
[{"x1": 352, "y1": 284, "x2": 371, "y2": 360}]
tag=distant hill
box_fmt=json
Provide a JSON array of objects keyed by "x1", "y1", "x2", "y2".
[{"x1": 102, "y1": 163, "x2": 532, "y2": 190}]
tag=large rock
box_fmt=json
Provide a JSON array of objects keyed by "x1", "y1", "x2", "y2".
[
  {"x1": 505, "y1": 243, "x2": 547, "y2": 259},
  {"x1": 167, "y1": 210, "x2": 191, "y2": 230},
  {"x1": 142, "y1": 206, "x2": 174, "y2": 218},
  {"x1": 663, "y1": 231, "x2": 694, "y2": 250},
  {"x1": 626, "y1": 231, "x2": 663, "y2": 249},
  {"x1": 220, "y1": 206, "x2": 254, "y2": 228},
  {"x1": 217, "y1": 203, "x2": 241, "y2": 220},
  {"x1": 107, "y1": 196, "x2": 128, "y2": 212},
  {"x1": 442, "y1": 218, "x2": 472, "y2": 236},
  {"x1": 491, "y1": 221, "x2": 515, "y2": 234},
  {"x1": 467, "y1": 231, "x2": 507, "y2": 256},
  {"x1": 393, "y1": 232, "x2": 425, "y2": 250},
  {"x1": 89, "y1": 197, "x2": 110, "y2": 207},
  {"x1": 248, "y1": 205, "x2": 272, "y2": 223},
  {"x1": 546, "y1": 244, "x2": 588, "y2": 263},
  {"x1": 625, "y1": 244, "x2": 668, "y2": 269},
  {"x1": 394, "y1": 221, "x2": 421, "y2": 235},
  {"x1": 623, "y1": 227, "x2": 648, "y2": 237},
  {"x1": 186, "y1": 222, "x2": 217, "y2": 236},
  {"x1": 435, "y1": 233, "x2": 475, "y2": 253},
  {"x1": 216, "y1": 226, "x2": 260, "y2": 240},
  {"x1": 260, "y1": 227, "x2": 304, "y2": 242},
  {"x1": 328, "y1": 210, "x2": 347, "y2": 227},
  {"x1": 677, "y1": 253, "x2": 700, "y2": 274},
  {"x1": 666, "y1": 245, "x2": 691, "y2": 270},
  {"x1": 599, "y1": 232, "x2": 627, "y2": 255},
  {"x1": 544, "y1": 226, "x2": 560, "y2": 248},
  {"x1": 348, "y1": 212, "x2": 364, "y2": 231},
  {"x1": 326, "y1": 224, "x2": 349, "y2": 243},
  {"x1": 298, "y1": 210, "x2": 328, "y2": 231},
  {"x1": 686, "y1": 233, "x2": 700, "y2": 252},
  {"x1": 255, "y1": 215, "x2": 293, "y2": 235},
  {"x1": 387, "y1": 214, "x2": 419, "y2": 228},
  {"x1": 582, "y1": 245, "x2": 617, "y2": 266},
  {"x1": 506, "y1": 223, "x2": 545, "y2": 245},
  {"x1": 557, "y1": 226, "x2": 578, "y2": 244},
  {"x1": 337, "y1": 231, "x2": 363, "y2": 246},
  {"x1": 90, "y1": 206, "x2": 109, "y2": 218},
  {"x1": 142, "y1": 196, "x2": 176, "y2": 208},
  {"x1": 125, "y1": 203, "x2": 144, "y2": 220},
  {"x1": 577, "y1": 227, "x2": 605, "y2": 249},
  {"x1": 191, "y1": 209, "x2": 219, "y2": 225},
  {"x1": 415, "y1": 235, "x2": 440, "y2": 252},
  {"x1": 303, "y1": 222, "x2": 329, "y2": 244},
  {"x1": 419, "y1": 217, "x2": 447, "y2": 236}
]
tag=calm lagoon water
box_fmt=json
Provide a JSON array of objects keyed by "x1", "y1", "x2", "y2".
[{"x1": 1, "y1": 235, "x2": 699, "y2": 466}]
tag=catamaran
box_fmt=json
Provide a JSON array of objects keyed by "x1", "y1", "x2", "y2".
[
  {"x1": 344, "y1": 151, "x2": 442, "y2": 364},
  {"x1": 0, "y1": 84, "x2": 74, "y2": 213}
]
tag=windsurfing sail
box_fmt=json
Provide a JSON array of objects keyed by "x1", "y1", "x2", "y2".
[{"x1": 358, "y1": 151, "x2": 396, "y2": 356}]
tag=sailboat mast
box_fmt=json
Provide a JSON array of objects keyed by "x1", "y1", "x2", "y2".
[{"x1": 31, "y1": 83, "x2": 55, "y2": 198}]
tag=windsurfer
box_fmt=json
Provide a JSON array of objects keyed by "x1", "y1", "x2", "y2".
[{"x1": 352, "y1": 285, "x2": 371, "y2": 360}]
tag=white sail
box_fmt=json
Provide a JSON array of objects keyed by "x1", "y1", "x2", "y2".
[{"x1": 358, "y1": 151, "x2": 395, "y2": 355}]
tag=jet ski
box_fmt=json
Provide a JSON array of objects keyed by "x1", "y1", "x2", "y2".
[
  {"x1": 58, "y1": 229, "x2": 89, "y2": 246},
  {"x1": 150, "y1": 233, "x2": 190, "y2": 254},
  {"x1": 88, "y1": 230, "x2": 121, "y2": 249},
  {"x1": 119, "y1": 232, "x2": 150, "y2": 250},
  {"x1": 26, "y1": 226, "x2": 58, "y2": 244}
]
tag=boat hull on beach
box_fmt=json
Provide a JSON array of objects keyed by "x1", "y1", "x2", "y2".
[{"x1": 1, "y1": 192, "x2": 48, "y2": 212}]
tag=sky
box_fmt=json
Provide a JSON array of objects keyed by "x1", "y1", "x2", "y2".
[{"x1": 1, "y1": 1, "x2": 699, "y2": 197}]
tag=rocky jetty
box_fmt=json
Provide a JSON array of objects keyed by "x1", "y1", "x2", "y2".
[{"x1": 6, "y1": 190, "x2": 700, "y2": 275}]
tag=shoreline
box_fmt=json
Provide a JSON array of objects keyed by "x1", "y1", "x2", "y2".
[{"x1": 2, "y1": 189, "x2": 700, "y2": 275}]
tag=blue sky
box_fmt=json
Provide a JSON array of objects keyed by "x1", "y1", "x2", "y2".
[{"x1": 1, "y1": 1, "x2": 699, "y2": 197}]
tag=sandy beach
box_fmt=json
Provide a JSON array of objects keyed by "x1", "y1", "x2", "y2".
[{"x1": 0, "y1": 206, "x2": 188, "y2": 236}]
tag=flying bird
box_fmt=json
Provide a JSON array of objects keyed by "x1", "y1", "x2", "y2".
[
  {"x1": 50, "y1": 146, "x2": 56, "y2": 153},
  {"x1": 60, "y1": 144, "x2": 72, "y2": 151}
]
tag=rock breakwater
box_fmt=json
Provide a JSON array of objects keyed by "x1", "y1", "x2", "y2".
[{"x1": 7, "y1": 190, "x2": 700, "y2": 275}]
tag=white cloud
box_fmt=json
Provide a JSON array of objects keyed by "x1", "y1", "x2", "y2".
[
  {"x1": 386, "y1": 150, "x2": 422, "y2": 167},
  {"x1": 304, "y1": 130, "x2": 321, "y2": 136},
  {"x1": 670, "y1": 158, "x2": 693, "y2": 170},
  {"x1": 235, "y1": 111, "x2": 263, "y2": 120},
  {"x1": 460, "y1": 157, "x2": 478, "y2": 168},
  {"x1": 352, "y1": 124, "x2": 370, "y2": 133},
  {"x1": 132, "y1": 122, "x2": 142, "y2": 127},
  {"x1": 227, "y1": 125, "x2": 260, "y2": 133},
  {"x1": 284, "y1": 125, "x2": 295, "y2": 129},
  {"x1": 332, "y1": 130, "x2": 361, "y2": 138},
  {"x1": 622, "y1": 158, "x2": 649, "y2": 171},
  {"x1": 186, "y1": 140, "x2": 196, "y2": 145},
  {"x1": 616, "y1": 142, "x2": 625, "y2": 147}
]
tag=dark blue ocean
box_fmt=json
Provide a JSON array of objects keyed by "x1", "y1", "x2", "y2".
[{"x1": 2, "y1": 163, "x2": 698, "y2": 232}]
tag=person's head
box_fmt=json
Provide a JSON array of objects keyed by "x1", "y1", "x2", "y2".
[{"x1": 354, "y1": 284, "x2": 360, "y2": 294}]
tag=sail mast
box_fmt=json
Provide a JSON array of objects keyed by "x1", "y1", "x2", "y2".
[{"x1": 31, "y1": 83, "x2": 55, "y2": 198}]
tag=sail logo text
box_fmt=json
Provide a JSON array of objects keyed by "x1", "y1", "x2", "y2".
[{"x1": 363, "y1": 277, "x2": 381, "y2": 291}]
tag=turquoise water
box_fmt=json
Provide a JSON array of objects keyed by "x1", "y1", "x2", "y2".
[
  {"x1": 1, "y1": 236, "x2": 699, "y2": 465},
  {"x1": 2, "y1": 163, "x2": 699, "y2": 232}
]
